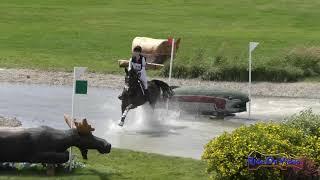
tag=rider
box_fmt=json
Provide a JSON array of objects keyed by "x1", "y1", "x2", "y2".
[{"x1": 128, "y1": 45, "x2": 151, "y2": 103}]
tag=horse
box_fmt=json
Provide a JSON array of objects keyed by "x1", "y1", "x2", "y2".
[{"x1": 118, "y1": 68, "x2": 174, "y2": 126}]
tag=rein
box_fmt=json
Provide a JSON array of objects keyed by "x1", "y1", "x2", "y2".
[{"x1": 126, "y1": 71, "x2": 144, "y2": 96}]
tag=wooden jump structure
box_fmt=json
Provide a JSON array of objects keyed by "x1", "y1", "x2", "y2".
[{"x1": 118, "y1": 60, "x2": 164, "y2": 70}]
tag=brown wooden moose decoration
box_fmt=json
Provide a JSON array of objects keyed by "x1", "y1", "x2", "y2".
[{"x1": 0, "y1": 114, "x2": 111, "y2": 164}]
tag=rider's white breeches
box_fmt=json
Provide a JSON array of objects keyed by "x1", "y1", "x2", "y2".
[{"x1": 139, "y1": 71, "x2": 148, "y2": 89}]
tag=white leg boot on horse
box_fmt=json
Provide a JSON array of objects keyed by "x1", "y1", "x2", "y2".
[{"x1": 118, "y1": 104, "x2": 133, "y2": 126}]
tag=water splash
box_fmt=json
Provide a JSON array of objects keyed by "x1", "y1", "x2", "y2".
[
  {"x1": 106, "y1": 104, "x2": 182, "y2": 134},
  {"x1": 125, "y1": 105, "x2": 167, "y2": 131}
]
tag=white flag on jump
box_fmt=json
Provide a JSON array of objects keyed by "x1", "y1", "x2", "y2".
[{"x1": 249, "y1": 42, "x2": 259, "y2": 52}]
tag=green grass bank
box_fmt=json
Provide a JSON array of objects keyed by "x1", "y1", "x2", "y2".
[
  {"x1": 1, "y1": 0, "x2": 320, "y2": 81},
  {"x1": 0, "y1": 148, "x2": 208, "y2": 180}
]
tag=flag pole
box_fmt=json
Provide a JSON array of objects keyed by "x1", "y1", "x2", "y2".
[
  {"x1": 69, "y1": 67, "x2": 76, "y2": 171},
  {"x1": 166, "y1": 38, "x2": 175, "y2": 114},
  {"x1": 168, "y1": 38, "x2": 175, "y2": 84},
  {"x1": 68, "y1": 67, "x2": 88, "y2": 171},
  {"x1": 72, "y1": 67, "x2": 76, "y2": 121},
  {"x1": 248, "y1": 42, "x2": 259, "y2": 119},
  {"x1": 248, "y1": 46, "x2": 252, "y2": 118}
]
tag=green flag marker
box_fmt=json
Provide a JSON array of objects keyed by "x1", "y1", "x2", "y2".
[{"x1": 75, "y1": 80, "x2": 87, "y2": 94}]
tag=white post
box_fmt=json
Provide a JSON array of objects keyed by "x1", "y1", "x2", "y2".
[
  {"x1": 248, "y1": 47, "x2": 252, "y2": 118},
  {"x1": 166, "y1": 39, "x2": 175, "y2": 113},
  {"x1": 69, "y1": 66, "x2": 87, "y2": 171},
  {"x1": 72, "y1": 67, "x2": 76, "y2": 120},
  {"x1": 248, "y1": 42, "x2": 259, "y2": 118},
  {"x1": 69, "y1": 67, "x2": 76, "y2": 171},
  {"x1": 168, "y1": 38, "x2": 175, "y2": 84}
]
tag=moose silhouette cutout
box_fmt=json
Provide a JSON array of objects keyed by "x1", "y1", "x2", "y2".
[{"x1": 0, "y1": 114, "x2": 111, "y2": 164}]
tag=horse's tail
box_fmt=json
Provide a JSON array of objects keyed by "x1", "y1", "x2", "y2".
[{"x1": 152, "y1": 80, "x2": 174, "y2": 99}]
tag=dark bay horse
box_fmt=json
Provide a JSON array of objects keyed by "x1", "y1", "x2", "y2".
[{"x1": 118, "y1": 68, "x2": 174, "y2": 126}]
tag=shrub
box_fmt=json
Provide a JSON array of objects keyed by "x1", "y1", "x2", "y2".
[
  {"x1": 219, "y1": 64, "x2": 247, "y2": 81},
  {"x1": 202, "y1": 122, "x2": 319, "y2": 180},
  {"x1": 161, "y1": 47, "x2": 318, "y2": 82},
  {"x1": 162, "y1": 62, "x2": 305, "y2": 82},
  {"x1": 161, "y1": 64, "x2": 206, "y2": 79},
  {"x1": 214, "y1": 55, "x2": 226, "y2": 65},
  {"x1": 186, "y1": 49, "x2": 207, "y2": 78},
  {"x1": 284, "y1": 47, "x2": 320, "y2": 76},
  {"x1": 201, "y1": 66, "x2": 223, "y2": 81},
  {"x1": 188, "y1": 65, "x2": 205, "y2": 78},
  {"x1": 161, "y1": 48, "x2": 208, "y2": 79},
  {"x1": 283, "y1": 109, "x2": 320, "y2": 138},
  {"x1": 201, "y1": 59, "x2": 248, "y2": 81},
  {"x1": 253, "y1": 65, "x2": 304, "y2": 82},
  {"x1": 161, "y1": 63, "x2": 189, "y2": 78}
]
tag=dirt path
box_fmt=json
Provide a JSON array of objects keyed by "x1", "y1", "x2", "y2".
[{"x1": 0, "y1": 68, "x2": 320, "y2": 98}]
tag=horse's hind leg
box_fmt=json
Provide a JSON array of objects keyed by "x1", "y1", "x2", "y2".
[
  {"x1": 118, "y1": 104, "x2": 133, "y2": 126},
  {"x1": 150, "y1": 103, "x2": 155, "y2": 112}
]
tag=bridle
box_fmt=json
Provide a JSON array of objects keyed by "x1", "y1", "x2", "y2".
[{"x1": 124, "y1": 69, "x2": 143, "y2": 95}]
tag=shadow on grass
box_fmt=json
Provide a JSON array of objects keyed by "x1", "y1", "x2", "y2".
[
  {"x1": 0, "y1": 166, "x2": 122, "y2": 180},
  {"x1": 88, "y1": 169, "x2": 122, "y2": 180}
]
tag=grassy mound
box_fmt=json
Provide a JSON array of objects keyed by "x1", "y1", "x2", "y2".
[
  {"x1": 0, "y1": 148, "x2": 208, "y2": 180},
  {"x1": 1, "y1": 0, "x2": 320, "y2": 81}
]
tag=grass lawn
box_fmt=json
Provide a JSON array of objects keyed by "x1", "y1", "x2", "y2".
[
  {"x1": 0, "y1": 0, "x2": 320, "y2": 74},
  {"x1": 0, "y1": 148, "x2": 209, "y2": 180}
]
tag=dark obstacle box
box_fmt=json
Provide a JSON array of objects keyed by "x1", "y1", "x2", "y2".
[{"x1": 170, "y1": 86, "x2": 249, "y2": 116}]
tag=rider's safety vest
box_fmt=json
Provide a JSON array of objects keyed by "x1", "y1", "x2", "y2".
[{"x1": 130, "y1": 55, "x2": 146, "y2": 71}]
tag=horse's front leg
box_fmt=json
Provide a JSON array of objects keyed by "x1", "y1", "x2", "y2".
[
  {"x1": 118, "y1": 104, "x2": 133, "y2": 127},
  {"x1": 150, "y1": 103, "x2": 155, "y2": 112}
]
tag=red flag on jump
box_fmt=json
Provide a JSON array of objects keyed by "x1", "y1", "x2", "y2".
[{"x1": 167, "y1": 37, "x2": 173, "y2": 45}]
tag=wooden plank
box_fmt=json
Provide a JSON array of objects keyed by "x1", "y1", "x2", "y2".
[{"x1": 118, "y1": 60, "x2": 164, "y2": 70}]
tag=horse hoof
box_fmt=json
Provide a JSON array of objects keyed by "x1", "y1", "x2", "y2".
[{"x1": 118, "y1": 121, "x2": 124, "y2": 127}]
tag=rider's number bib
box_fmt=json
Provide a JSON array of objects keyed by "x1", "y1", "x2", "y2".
[{"x1": 131, "y1": 62, "x2": 142, "y2": 71}]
